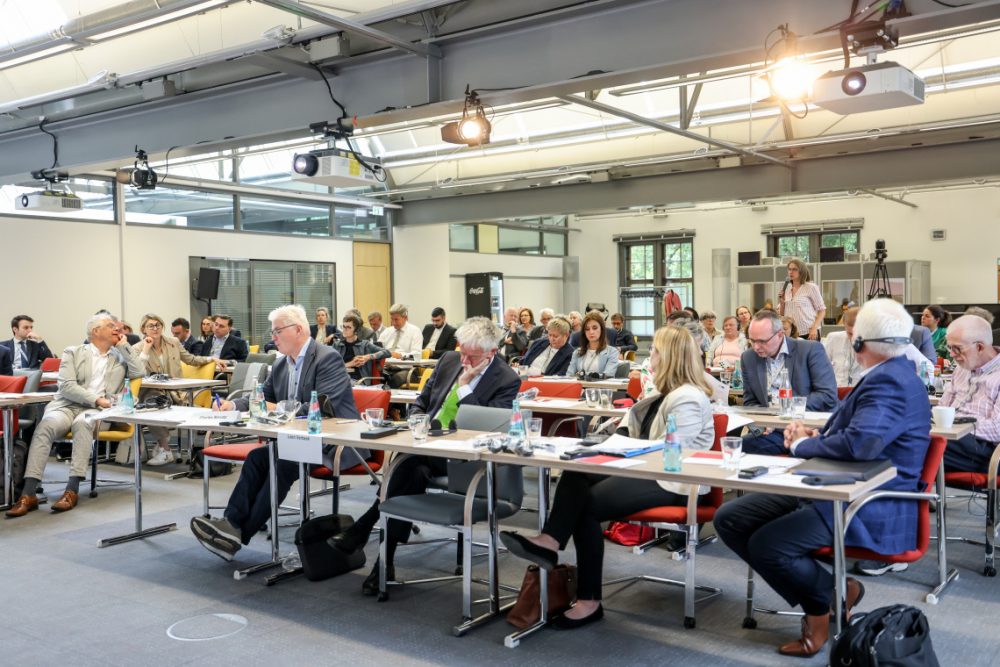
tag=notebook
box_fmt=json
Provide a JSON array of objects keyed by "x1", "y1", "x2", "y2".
[{"x1": 791, "y1": 457, "x2": 892, "y2": 481}]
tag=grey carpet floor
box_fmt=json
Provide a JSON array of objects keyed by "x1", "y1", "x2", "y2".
[{"x1": 3, "y1": 458, "x2": 999, "y2": 666}]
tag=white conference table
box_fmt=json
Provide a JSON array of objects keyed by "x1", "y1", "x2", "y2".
[{"x1": 0, "y1": 392, "x2": 55, "y2": 510}]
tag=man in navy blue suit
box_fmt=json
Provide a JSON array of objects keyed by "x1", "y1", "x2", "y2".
[
  {"x1": 2, "y1": 315, "x2": 55, "y2": 370},
  {"x1": 330, "y1": 316, "x2": 522, "y2": 594},
  {"x1": 740, "y1": 310, "x2": 837, "y2": 454},
  {"x1": 520, "y1": 316, "x2": 574, "y2": 376},
  {"x1": 715, "y1": 298, "x2": 931, "y2": 657}
]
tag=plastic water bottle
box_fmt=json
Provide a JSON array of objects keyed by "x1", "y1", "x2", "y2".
[
  {"x1": 507, "y1": 395, "x2": 526, "y2": 451},
  {"x1": 307, "y1": 390, "x2": 322, "y2": 435},
  {"x1": 933, "y1": 368, "x2": 944, "y2": 396},
  {"x1": 778, "y1": 368, "x2": 792, "y2": 417},
  {"x1": 249, "y1": 383, "x2": 266, "y2": 421},
  {"x1": 731, "y1": 359, "x2": 743, "y2": 391},
  {"x1": 920, "y1": 360, "x2": 936, "y2": 395},
  {"x1": 120, "y1": 383, "x2": 135, "y2": 414},
  {"x1": 663, "y1": 413, "x2": 682, "y2": 472}
]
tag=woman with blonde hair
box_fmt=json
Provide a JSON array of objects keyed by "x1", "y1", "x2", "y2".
[
  {"x1": 778, "y1": 257, "x2": 826, "y2": 340},
  {"x1": 134, "y1": 313, "x2": 225, "y2": 465},
  {"x1": 501, "y1": 326, "x2": 715, "y2": 629}
]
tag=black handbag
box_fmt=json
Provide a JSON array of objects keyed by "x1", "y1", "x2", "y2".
[
  {"x1": 294, "y1": 514, "x2": 367, "y2": 582},
  {"x1": 830, "y1": 604, "x2": 940, "y2": 667}
]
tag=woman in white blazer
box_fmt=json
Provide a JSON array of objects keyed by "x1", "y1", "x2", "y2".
[
  {"x1": 501, "y1": 326, "x2": 714, "y2": 629},
  {"x1": 567, "y1": 312, "x2": 621, "y2": 378}
]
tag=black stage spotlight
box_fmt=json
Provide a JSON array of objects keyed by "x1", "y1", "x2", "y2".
[{"x1": 441, "y1": 87, "x2": 491, "y2": 146}]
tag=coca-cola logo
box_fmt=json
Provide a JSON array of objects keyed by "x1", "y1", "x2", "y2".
[{"x1": 468, "y1": 287, "x2": 485, "y2": 295}]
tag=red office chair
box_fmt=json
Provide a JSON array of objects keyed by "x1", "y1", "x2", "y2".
[
  {"x1": 519, "y1": 379, "x2": 584, "y2": 437},
  {"x1": 0, "y1": 375, "x2": 28, "y2": 438},
  {"x1": 744, "y1": 435, "x2": 953, "y2": 631},
  {"x1": 837, "y1": 386, "x2": 852, "y2": 400},
  {"x1": 605, "y1": 413, "x2": 728, "y2": 629},
  {"x1": 308, "y1": 387, "x2": 390, "y2": 514},
  {"x1": 39, "y1": 357, "x2": 60, "y2": 387},
  {"x1": 627, "y1": 376, "x2": 643, "y2": 400},
  {"x1": 200, "y1": 439, "x2": 265, "y2": 517},
  {"x1": 943, "y1": 441, "x2": 1000, "y2": 576}
]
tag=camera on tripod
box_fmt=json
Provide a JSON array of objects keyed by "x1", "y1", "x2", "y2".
[{"x1": 874, "y1": 239, "x2": 887, "y2": 263}]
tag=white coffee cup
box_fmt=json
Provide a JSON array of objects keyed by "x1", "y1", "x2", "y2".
[{"x1": 932, "y1": 406, "x2": 956, "y2": 429}]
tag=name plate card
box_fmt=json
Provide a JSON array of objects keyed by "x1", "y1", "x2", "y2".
[{"x1": 277, "y1": 430, "x2": 323, "y2": 464}]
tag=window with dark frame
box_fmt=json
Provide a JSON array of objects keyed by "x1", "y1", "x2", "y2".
[{"x1": 617, "y1": 236, "x2": 694, "y2": 339}]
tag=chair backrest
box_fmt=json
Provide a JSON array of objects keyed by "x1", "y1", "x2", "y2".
[
  {"x1": 627, "y1": 375, "x2": 642, "y2": 400},
  {"x1": 180, "y1": 362, "x2": 215, "y2": 407},
  {"x1": 416, "y1": 368, "x2": 434, "y2": 392},
  {"x1": 519, "y1": 379, "x2": 582, "y2": 399},
  {"x1": 624, "y1": 350, "x2": 636, "y2": 362},
  {"x1": 249, "y1": 344, "x2": 260, "y2": 354},
  {"x1": 40, "y1": 357, "x2": 61, "y2": 372},
  {"x1": 447, "y1": 459, "x2": 524, "y2": 508},
  {"x1": 13, "y1": 369, "x2": 42, "y2": 393},
  {"x1": 614, "y1": 361, "x2": 631, "y2": 379},
  {"x1": 705, "y1": 413, "x2": 729, "y2": 507},
  {"x1": 455, "y1": 405, "x2": 512, "y2": 433},
  {"x1": 421, "y1": 349, "x2": 431, "y2": 360},
  {"x1": 246, "y1": 352, "x2": 277, "y2": 366},
  {"x1": 915, "y1": 436, "x2": 948, "y2": 555},
  {"x1": 837, "y1": 386, "x2": 852, "y2": 400},
  {"x1": 0, "y1": 374, "x2": 29, "y2": 435},
  {"x1": 352, "y1": 387, "x2": 391, "y2": 413}
]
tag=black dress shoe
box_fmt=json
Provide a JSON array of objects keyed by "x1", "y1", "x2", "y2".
[
  {"x1": 499, "y1": 531, "x2": 558, "y2": 571},
  {"x1": 552, "y1": 604, "x2": 604, "y2": 630},
  {"x1": 362, "y1": 560, "x2": 395, "y2": 596},
  {"x1": 328, "y1": 526, "x2": 364, "y2": 554}
]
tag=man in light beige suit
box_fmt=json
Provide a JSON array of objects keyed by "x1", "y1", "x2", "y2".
[{"x1": 6, "y1": 313, "x2": 145, "y2": 517}]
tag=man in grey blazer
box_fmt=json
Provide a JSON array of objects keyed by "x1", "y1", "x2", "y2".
[
  {"x1": 740, "y1": 310, "x2": 837, "y2": 455},
  {"x1": 191, "y1": 304, "x2": 360, "y2": 561},
  {"x1": 7, "y1": 313, "x2": 145, "y2": 517}
]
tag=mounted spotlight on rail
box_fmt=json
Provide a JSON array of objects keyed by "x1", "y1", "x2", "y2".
[
  {"x1": 441, "y1": 86, "x2": 491, "y2": 146},
  {"x1": 115, "y1": 146, "x2": 158, "y2": 190}
]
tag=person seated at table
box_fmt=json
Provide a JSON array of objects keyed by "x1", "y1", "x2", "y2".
[
  {"x1": 824, "y1": 307, "x2": 861, "y2": 387},
  {"x1": 421, "y1": 307, "x2": 458, "y2": 360},
  {"x1": 569, "y1": 311, "x2": 617, "y2": 349},
  {"x1": 334, "y1": 314, "x2": 390, "y2": 383},
  {"x1": 206, "y1": 315, "x2": 248, "y2": 362},
  {"x1": 529, "y1": 308, "x2": 554, "y2": 342},
  {"x1": 741, "y1": 310, "x2": 837, "y2": 455},
  {"x1": 518, "y1": 307, "x2": 536, "y2": 337},
  {"x1": 671, "y1": 318, "x2": 728, "y2": 404},
  {"x1": 736, "y1": 305, "x2": 753, "y2": 335},
  {"x1": 714, "y1": 298, "x2": 931, "y2": 656},
  {"x1": 170, "y1": 317, "x2": 200, "y2": 354},
  {"x1": 500, "y1": 326, "x2": 714, "y2": 629},
  {"x1": 310, "y1": 307, "x2": 340, "y2": 345},
  {"x1": 498, "y1": 307, "x2": 529, "y2": 361},
  {"x1": 194, "y1": 316, "x2": 215, "y2": 355},
  {"x1": 708, "y1": 316, "x2": 747, "y2": 367},
  {"x1": 567, "y1": 312, "x2": 620, "y2": 378},
  {"x1": 368, "y1": 310, "x2": 388, "y2": 340},
  {"x1": 519, "y1": 317, "x2": 574, "y2": 376},
  {"x1": 700, "y1": 310, "x2": 719, "y2": 340},
  {"x1": 133, "y1": 313, "x2": 226, "y2": 466},
  {"x1": 6, "y1": 314, "x2": 145, "y2": 518},
  {"x1": 3, "y1": 314, "x2": 55, "y2": 370},
  {"x1": 921, "y1": 305, "x2": 951, "y2": 363},
  {"x1": 330, "y1": 317, "x2": 521, "y2": 593},
  {"x1": 780, "y1": 316, "x2": 799, "y2": 339},
  {"x1": 610, "y1": 312, "x2": 637, "y2": 354},
  {"x1": 190, "y1": 304, "x2": 359, "y2": 561},
  {"x1": 378, "y1": 304, "x2": 424, "y2": 387},
  {"x1": 910, "y1": 322, "x2": 937, "y2": 363}
]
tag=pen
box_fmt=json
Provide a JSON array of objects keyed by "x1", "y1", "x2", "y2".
[{"x1": 213, "y1": 393, "x2": 222, "y2": 410}]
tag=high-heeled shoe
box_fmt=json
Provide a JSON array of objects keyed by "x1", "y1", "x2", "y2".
[
  {"x1": 552, "y1": 604, "x2": 604, "y2": 630},
  {"x1": 499, "y1": 531, "x2": 558, "y2": 571}
]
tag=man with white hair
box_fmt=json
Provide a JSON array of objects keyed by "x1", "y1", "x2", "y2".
[
  {"x1": 330, "y1": 316, "x2": 522, "y2": 595},
  {"x1": 378, "y1": 303, "x2": 423, "y2": 387},
  {"x1": 715, "y1": 298, "x2": 931, "y2": 657},
  {"x1": 7, "y1": 313, "x2": 144, "y2": 517},
  {"x1": 529, "y1": 308, "x2": 555, "y2": 342},
  {"x1": 190, "y1": 304, "x2": 360, "y2": 561}
]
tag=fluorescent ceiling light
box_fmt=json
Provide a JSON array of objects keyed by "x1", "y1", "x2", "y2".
[
  {"x1": 0, "y1": 69, "x2": 118, "y2": 115},
  {"x1": 88, "y1": 0, "x2": 227, "y2": 41},
  {"x1": 0, "y1": 44, "x2": 74, "y2": 71}
]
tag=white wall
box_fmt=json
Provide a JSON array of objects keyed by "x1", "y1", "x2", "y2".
[
  {"x1": 393, "y1": 225, "x2": 565, "y2": 324},
  {"x1": 0, "y1": 215, "x2": 355, "y2": 353},
  {"x1": 570, "y1": 187, "x2": 1000, "y2": 316}
]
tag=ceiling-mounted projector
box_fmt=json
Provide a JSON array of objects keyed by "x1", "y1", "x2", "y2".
[
  {"x1": 291, "y1": 148, "x2": 382, "y2": 188},
  {"x1": 812, "y1": 61, "x2": 925, "y2": 115},
  {"x1": 16, "y1": 188, "x2": 83, "y2": 212}
]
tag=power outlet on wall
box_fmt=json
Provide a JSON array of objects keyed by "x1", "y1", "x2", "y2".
[{"x1": 931, "y1": 229, "x2": 946, "y2": 241}]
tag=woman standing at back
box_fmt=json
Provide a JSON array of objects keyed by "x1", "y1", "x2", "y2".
[{"x1": 778, "y1": 258, "x2": 825, "y2": 341}]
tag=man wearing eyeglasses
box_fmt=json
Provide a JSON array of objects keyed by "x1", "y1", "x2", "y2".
[
  {"x1": 190, "y1": 304, "x2": 360, "y2": 562},
  {"x1": 740, "y1": 309, "x2": 837, "y2": 455}
]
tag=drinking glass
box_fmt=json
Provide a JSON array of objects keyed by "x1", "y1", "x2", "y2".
[
  {"x1": 790, "y1": 396, "x2": 807, "y2": 420},
  {"x1": 721, "y1": 437, "x2": 743, "y2": 471},
  {"x1": 363, "y1": 407, "x2": 385, "y2": 429},
  {"x1": 599, "y1": 389, "x2": 613, "y2": 409},
  {"x1": 408, "y1": 414, "x2": 431, "y2": 441},
  {"x1": 585, "y1": 387, "x2": 599, "y2": 407},
  {"x1": 526, "y1": 418, "x2": 544, "y2": 444}
]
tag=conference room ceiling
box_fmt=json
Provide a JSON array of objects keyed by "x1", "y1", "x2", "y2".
[{"x1": 1, "y1": 0, "x2": 999, "y2": 208}]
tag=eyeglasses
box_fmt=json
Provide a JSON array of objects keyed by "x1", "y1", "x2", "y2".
[
  {"x1": 144, "y1": 323, "x2": 162, "y2": 330},
  {"x1": 748, "y1": 329, "x2": 781, "y2": 347},
  {"x1": 947, "y1": 342, "x2": 979, "y2": 356},
  {"x1": 269, "y1": 323, "x2": 297, "y2": 338}
]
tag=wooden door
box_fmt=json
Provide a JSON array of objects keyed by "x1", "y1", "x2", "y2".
[{"x1": 354, "y1": 242, "x2": 391, "y2": 318}]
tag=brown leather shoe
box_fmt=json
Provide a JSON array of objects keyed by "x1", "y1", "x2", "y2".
[
  {"x1": 778, "y1": 613, "x2": 830, "y2": 657},
  {"x1": 51, "y1": 490, "x2": 79, "y2": 513},
  {"x1": 5, "y1": 495, "x2": 39, "y2": 518},
  {"x1": 845, "y1": 577, "x2": 866, "y2": 620}
]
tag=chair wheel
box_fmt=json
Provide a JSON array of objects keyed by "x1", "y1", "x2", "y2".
[
  {"x1": 925, "y1": 593, "x2": 938, "y2": 605},
  {"x1": 377, "y1": 592, "x2": 389, "y2": 602},
  {"x1": 89, "y1": 491, "x2": 98, "y2": 498},
  {"x1": 455, "y1": 566, "x2": 463, "y2": 576},
  {"x1": 411, "y1": 525, "x2": 421, "y2": 535},
  {"x1": 683, "y1": 616, "x2": 695, "y2": 629},
  {"x1": 742, "y1": 617, "x2": 757, "y2": 629},
  {"x1": 985, "y1": 566, "x2": 997, "y2": 577}
]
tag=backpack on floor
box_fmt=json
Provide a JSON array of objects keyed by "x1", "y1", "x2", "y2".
[
  {"x1": 830, "y1": 604, "x2": 940, "y2": 667},
  {"x1": 295, "y1": 513, "x2": 366, "y2": 581},
  {"x1": 0, "y1": 437, "x2": 29, "y2": 499}
]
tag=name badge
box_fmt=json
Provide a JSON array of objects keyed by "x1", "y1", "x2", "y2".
[{"x1": 277, "y1": 430, "x2": 323, "y2": 464}]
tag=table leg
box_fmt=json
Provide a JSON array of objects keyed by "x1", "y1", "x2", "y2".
[
  {"x1": 98, "y1": 429, "x2": 177, "y2": 547},
  {"x1": 2, "y1": 407, "x2": 13, "y2": 510},
  {"x1": 265, "y1": 463, "x2": 310, "y2": 586},
  {"x1": 235, "y1": 438, "x2": 282, "y2": 579},
  {"x1": 927, "y1": 463, "x2": 959, "y2": 603},
  {"x1": 832, "y1": 499, "x2": 846, "y2": 638},
  {"x1": 505, "y1": 465, "x2": 551, "y2": 648}
]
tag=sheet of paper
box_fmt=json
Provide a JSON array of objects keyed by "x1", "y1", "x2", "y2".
[
  {"x1": 600, "y1": 458, "x2": 644, "y2": 469},
  {"x1": 277, "y1": 430, "x2": 323, "y2": 464},
  {"x1": 740, "y1": 454, "x2": 802, "y2": 471},
  {"x1": 592, "y1": 433, "x2": 660, "y2": 455},
  {"x1": 729, "y1": 471, "x2": 808, "y2": 487},
  {"x1": 413, "y1": 439, "x2": 479, "y2": 452},
  {"x1": 716, "y1": 411, "x2": 754, "y2": 430},
  {"x1": 526, "y1": 398, "x2": 583, "y2": 408}
]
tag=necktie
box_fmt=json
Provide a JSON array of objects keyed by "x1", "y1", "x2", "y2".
[
  {"x1": 435, "y1": 382, "x2": 461, "y2": 428},
  {"x1": 17, "y1": 341, "x2": 27, "y2": 369},
  {"x1": 390, "y1": 328, "x2": 402, "y2": 352}
]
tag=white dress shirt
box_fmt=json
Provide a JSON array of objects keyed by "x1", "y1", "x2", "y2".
[
  {"x1": 88, "y1": 344, "x2": 112, "y2": 395},
  {"x1": 378, "y1": 322, "x2": 423, "y2": 358}
]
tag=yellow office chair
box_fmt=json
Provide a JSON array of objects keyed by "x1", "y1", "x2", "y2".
[
  {"x1": 416, "y1": 368, "x2": 434, "y2": 392},
  {"x1": 421, "y1": 349, "x2": 432, "y2": 360},
  {"x1": 249, "y1": 344, "x2": 260, "y2": 354},
  {"x1": 181, "y1": 361, "x2": 217, "y2": 408}
]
